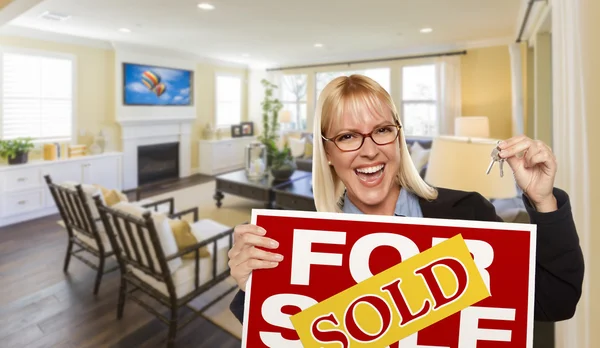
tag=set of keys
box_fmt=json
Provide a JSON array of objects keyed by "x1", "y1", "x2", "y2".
[{"x1": 486, "y1": 140, "x2": 504, "y2": 177}]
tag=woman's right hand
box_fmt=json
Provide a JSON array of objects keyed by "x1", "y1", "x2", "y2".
[{"x1": 228, "y1": 223, "x2": 283, "y2": 291}]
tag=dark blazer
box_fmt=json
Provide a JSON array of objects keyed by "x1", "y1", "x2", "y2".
[{"x1": 229, "y1": 187, "x2": 584, "y2": 324}]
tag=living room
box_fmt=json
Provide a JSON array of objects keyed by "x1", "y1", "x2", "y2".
[{"x1": 0, "y1": 0, "x2": 597, "y2": 347}]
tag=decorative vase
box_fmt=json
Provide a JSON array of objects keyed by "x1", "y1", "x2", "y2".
[
  {"x1": 89, "y1": 142, "x2": 101, "y2": 155},
  {"x1": 8, "y1": 151, "x2": 28, "y2": 165},
  {"x1": 215, "y1": 128, "x2": 224, "y2": 140},
  {"x1": 96, "y1": 132, "x2": 106, "y2": 152},
  {"x1": 270, "y1": 158, "x2": 297, "y2": 181},
  {"x1": 202, "y1": 123, "x2": 215, "y2": 140},
  {"x1": 245, "y1": 142, "x2": 267, "y2": 180}
]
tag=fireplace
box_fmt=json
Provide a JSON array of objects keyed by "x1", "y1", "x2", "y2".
[{"x1": 137, "y1": 142, "x2": 179, "y2": 186}]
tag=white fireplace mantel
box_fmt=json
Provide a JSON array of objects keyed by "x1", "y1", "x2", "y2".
[{"x1": 118, "y1": 117, "x2": 195, "y2": 190}]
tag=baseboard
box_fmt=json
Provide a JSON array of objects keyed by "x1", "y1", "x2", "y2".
[{"x1": 0, "y1": 206, "x2": 59, "y2": 228}]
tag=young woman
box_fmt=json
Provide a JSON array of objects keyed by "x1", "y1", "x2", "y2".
[{"x1": 227, "y1": 74, "x2": 584, "y2": 324}]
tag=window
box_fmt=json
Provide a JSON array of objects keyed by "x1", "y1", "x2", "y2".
[
  {"x1": 280, "y1": 74, "x2": 307, "y2": 130},
  {"x1": 401, "y1": 65, "x2": 438, "y2": 136},
  {"x1": 315, "y1": 68, "x2": 391, "y2": 101},
  {"x1": 215, "y1": 74, "x2": 242, "y2": 126},
  {"x1": 1, "y1": 51, "x2": 74, "y2": 141}
]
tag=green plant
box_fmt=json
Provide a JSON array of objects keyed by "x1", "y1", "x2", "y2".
[
  {"x1": 0, "y1": 137, "x2": 34, "y2": 160},
  {"x1": 257, "y1": 79, "x2": 283, "y2": 167},
  {"x1": 271, "y1": 142, "x2": 294, "y2": 170}
]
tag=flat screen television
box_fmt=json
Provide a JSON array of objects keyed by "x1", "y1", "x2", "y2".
[{"x1": 123, "y1": 62, "x2": 193, "y2": 106}]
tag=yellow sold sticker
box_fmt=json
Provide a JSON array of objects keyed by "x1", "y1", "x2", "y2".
[{"x1": 290, "y1": 234, "x2": 491, "y2": 347}]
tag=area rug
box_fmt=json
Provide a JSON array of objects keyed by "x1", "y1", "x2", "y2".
[
  {"x1": 146, "y1": 179, "x2": 262, "y2": 228},
  {"x1": 145, "y1": 180, "x2": 263, "y2": 340}
]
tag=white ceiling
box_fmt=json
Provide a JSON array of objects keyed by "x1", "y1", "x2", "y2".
[{"x1": 2, "y1": 0, "x2": 525, "y2": 69}]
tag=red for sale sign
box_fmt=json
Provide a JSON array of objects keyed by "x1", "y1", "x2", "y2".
[{"x1": 241, "y1": 209, "x2": 537, "y2": 348}]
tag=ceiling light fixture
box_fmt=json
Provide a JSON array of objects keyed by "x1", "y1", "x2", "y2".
[
  {"x1": 119, "y1": 28, "x2": 131, "y2": 33},
  {"x1": 314, "y1": 43, "x2": 324, "y2": 48},
  {"x1": 420, "y1": 28, "x2": 433, "y2": 33},
  {"x1": 197, "y1": 3, "x2": 215, "y2": 10}
]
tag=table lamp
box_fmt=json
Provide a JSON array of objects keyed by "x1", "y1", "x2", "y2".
[
  {"x1": 424, "y1": 136, "x2": 517, "y2": 200},
  {"x1": 455, "y1": 116, "x2": 490, "y2": 138},
  {"x1": 279, "y1": 110, "x2": 292, "y2": 131}
]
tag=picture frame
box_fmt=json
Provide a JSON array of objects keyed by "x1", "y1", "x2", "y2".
[
  {"x1": 231, "y1": 124, "x2": 243, "y2": 138},
  {"x1": 241, "y1": 122, "x2": 254, "y2": 136}
]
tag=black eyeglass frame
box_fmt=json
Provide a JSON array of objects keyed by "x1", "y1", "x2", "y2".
[{"x1": 321, "y1": 122, "x2": 402, "y2": 152}]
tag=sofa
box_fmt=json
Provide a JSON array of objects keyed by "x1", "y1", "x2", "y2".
[{"x1": 288, "y1": 132, "x2": 529, "y2": 224}]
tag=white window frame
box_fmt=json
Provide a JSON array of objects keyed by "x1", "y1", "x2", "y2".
[
  {"x1": 0, "y1": 46, "x2": 77, "y2": 143},
  {"x1": 214, "y1": 72, "x2": 243, "y2": 127},
  {"x1": 280, "y1": 74, "x2": 308, "y2": 131},
  {"x1": 313, "y1": 67, "x2": 391, "y2": 115},
  {"x1": 399, "y1": 63, "x2": 439, "y2": 138}
]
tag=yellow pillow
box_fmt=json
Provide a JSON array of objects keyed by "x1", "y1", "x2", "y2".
[
  {"x1": 304, "y1": 142, "x2": 313, "y2": 159},
  {"x1": 168, "y1": 219, "x2": 210, "y2": 260},
  {"x1": 94, "y1": 185, "x2": 125, "y2": 207}
]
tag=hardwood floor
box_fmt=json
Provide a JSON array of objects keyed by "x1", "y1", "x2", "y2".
[{"x1": 0, "y1": 174, "x2": 241, "y2": 348}]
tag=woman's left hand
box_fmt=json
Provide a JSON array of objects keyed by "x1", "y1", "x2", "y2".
[{"x1": 497, "y1": 135, "x2": 558, "y2": 212}]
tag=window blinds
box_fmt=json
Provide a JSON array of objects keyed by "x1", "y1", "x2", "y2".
[{"x1": 1, "y1": 52, "x2": 73, "y2": 141}]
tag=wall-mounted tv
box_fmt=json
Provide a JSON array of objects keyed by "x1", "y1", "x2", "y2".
[{"x1": 123, "y1": 62, "x2": 193, "y2": 106}]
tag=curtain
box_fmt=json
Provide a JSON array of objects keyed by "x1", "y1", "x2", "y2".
[
  {"x1": 508, "y1": 43, "x2": 525, "y2": 136},
  {"x1": 551, "y1": 0, "x2": 591, "y2": 347},
  {"x1": 436, "y1": 55, "x2": 462, "y2": 135}
]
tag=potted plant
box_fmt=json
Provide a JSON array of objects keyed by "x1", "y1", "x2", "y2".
[
  {"x1": 257, "y1": 78, "x2": 283, "y2": 168},
  {"x1": 0, "y1": 137, "x2": 35, "y2": 165},
  {"x1": 270, "y1": 142, "x2": 297, "y2": 181}
]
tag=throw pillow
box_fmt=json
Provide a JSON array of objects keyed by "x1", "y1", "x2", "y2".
[
  {"x1": 168, "y1": 219, "x2": 210, "y2": 260},
  {"x1": 409, "y1": 142, "x2": 430, "y2": 173},
  {"x1": 94, "y1": 184, "x2": 126, "y2": 207},
  {"x1": 303, "y1": 139, "x2": 313, "y2": 159},
  {"x1": 288, "y1": 137, "x2": 306, "y2": 158}
]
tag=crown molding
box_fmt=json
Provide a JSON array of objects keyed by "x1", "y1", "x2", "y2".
[
  {"x1": 0, "y1": 24, "x2": 113, "y2": 49},
  {"x1": 0, "y1": 25, "x2": 249, "y2": 69},
  {"x1": 461, "y1": 36, "x2": 514, "y2": 49},
  {"x1": 111, "y1": 41, "x2": 249, "y2": 69},
  {"x1": 263, "y1": 36, "x2": 515, "y2": 70}
]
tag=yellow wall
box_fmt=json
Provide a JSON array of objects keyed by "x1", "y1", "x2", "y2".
[
  {"x1": 461, "y1": 46, "x2": 513, "y2": 139},
  {"x1": 0, "y1": 35, "x2": 118, "y2": 158},
  {"x1": 192, "y1": 63, "x2": 249, "y2": 170},
  {"x1": 582, "y1": 0, "x2": 600, "y2": 344}
]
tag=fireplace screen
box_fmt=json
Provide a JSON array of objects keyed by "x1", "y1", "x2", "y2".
[{"x1": 137, "y1": 142, "x2": 179, "y2": 186}]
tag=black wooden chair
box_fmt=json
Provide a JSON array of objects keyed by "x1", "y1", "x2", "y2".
[
  {"x1": 93, "y1": 195, "x2": 237, "y2": 347},
  {"x1": 45, "y1": 174, "x2": 119, "y2": 295}
]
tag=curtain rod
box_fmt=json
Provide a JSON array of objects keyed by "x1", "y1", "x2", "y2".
[
  {"x1": 516, "y1": 0, "x2": 545, "y2": 43},
  {"x1": 265, "y1": 50, "x2": 467, "y2": 72}
]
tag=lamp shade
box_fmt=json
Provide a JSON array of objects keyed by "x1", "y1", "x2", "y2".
[
  {"x1": 424, "y1": 136, "x2": 517, "y2": 199},
  {"x1": 279, "y1": 110, "x2": 292, "y2": 123},
  {"x1": 455, "y1": 116, "x2": 490, "y2": 138}
]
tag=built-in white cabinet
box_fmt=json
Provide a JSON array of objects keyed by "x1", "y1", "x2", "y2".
[
  {"x1": 197, "y1": 137, "x2": 257, "y2": 175},
  {"x1": 0, "y1": 152, "x2": 123, "y2": 227}
]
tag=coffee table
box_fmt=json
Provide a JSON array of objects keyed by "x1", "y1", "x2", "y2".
[
  {"x1": 272, "y1": 175, "x2": 316, "y2": 211},
  {"x1": 213, "y1": 169, "x2": 311, "y2": 208}
]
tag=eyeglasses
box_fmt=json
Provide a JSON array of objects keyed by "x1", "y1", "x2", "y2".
[{"x1": 322, "y1": 124, "x2": 402, "y2": 152}]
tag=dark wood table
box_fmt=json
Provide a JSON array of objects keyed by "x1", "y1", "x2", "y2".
[
  {"x1": 272, "y1": 175, "x2": 316, "y2": 211},
  {"x1": 213, "y1": 169, "x2": 311, "y2": 208}
]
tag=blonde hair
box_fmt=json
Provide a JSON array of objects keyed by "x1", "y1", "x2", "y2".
[{"x1": 312, "y1": 74, "x2": 438, "y2": 213}]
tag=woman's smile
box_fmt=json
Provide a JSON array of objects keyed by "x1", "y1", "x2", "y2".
[{"x1": 355, "y1": 163, "x2": 385, "y2": 185}]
